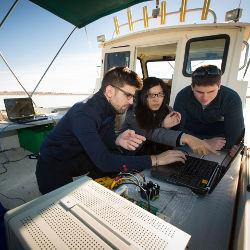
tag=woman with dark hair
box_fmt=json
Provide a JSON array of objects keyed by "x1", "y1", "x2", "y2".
[
  {"x1": 135, "y1": 77, "x2": 180, "y2": 132},
  {"x1": 119, "y1": 77, "x2": 216, "y2": 156}
]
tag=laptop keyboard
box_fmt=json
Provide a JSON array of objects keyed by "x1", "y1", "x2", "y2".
[
  {"x1": 176, "y1": 156, "x2": 218, "y2": 186},
  {"x1": 180, "y1": 156, "x2": 217, "y2": 176},
  {"x1": 151, "y1": 155, "x2": 219, "y2": 193}
]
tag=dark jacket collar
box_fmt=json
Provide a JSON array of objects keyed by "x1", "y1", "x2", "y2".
[{"x1": 92, "y1": 90, "x2": 116, "y2": 119}]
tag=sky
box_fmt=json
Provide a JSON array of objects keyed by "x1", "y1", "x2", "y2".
[{"x1": 0, "y1": 0, "x2": 250, "y2": 94}]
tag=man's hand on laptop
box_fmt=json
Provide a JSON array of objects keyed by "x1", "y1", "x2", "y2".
[
  {"x1": 116, "y1": 129, "x2": 146, "y2": 151},
  {"x1": 152, "y1": 150, "x2": 187, "y2": 166},
  {"x1": 182, "y1": 134, "x2": 220, "y2": 155},
  {"x1": 203, "y1": 137, "x2": 226, "y2": 151}
]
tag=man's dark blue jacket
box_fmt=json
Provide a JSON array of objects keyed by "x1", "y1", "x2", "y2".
[
  {"x1": 40, "y1": 90, "x2": 151, "y2": 172},
  {"x1": 173, "y1": 85, "x2": 244, "y2": 148}
]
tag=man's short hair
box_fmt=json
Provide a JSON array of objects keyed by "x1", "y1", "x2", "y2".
[
  {"x1": 192, "y1": 65, "x2": 221, "y2": 87},
  {"x1": 100, "y1": 67, "x2": 143, "y2": 93}
]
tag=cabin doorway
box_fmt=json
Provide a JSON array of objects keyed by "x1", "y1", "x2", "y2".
[{"x1": 136, "y1": 43, "x2": 177, "y2": 104}]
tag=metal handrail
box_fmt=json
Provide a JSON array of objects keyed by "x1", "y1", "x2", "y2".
[
  {"x1": 239, "y1": 41, "x2": 249, "y2": 71},
  {"x1": 0, "y1": 52, "x2": 31, "y2": 99},
  {"x1": 112, "y1": 8, "x2": 217, "y2": 39},
  {"x1": 0, "y1": 0, "x2": 19, "y2": 29},
  {"x1": 247, "y1": 148, "x2": 250, "y2": 192}
]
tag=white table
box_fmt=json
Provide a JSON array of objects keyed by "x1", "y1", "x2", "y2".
[{"x1": 128, "y1": 148, "x2": 243, "y2": 250}]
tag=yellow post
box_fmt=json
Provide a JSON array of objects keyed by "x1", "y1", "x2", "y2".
[
  {"x1": 201, "y1": 0, "x2": 211, "y2": 20},
  {"x1": 161, "y1": 1, "x2": 166, "y2": 25},
  {"x1": 127, "y1": 8, "x2": 134, "y2": 31},
  {"x1": 143, "y1": 6, "x2": 149, "y2": 28},
  {"x1": 114, "y1": 16, "x2": 120, "y2": 35},
  {"x1": 180, "y1": 0, "x2": 187, "y2": 23}
]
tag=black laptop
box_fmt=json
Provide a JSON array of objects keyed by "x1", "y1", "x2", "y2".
[
  {"x1": 151, "y1": 131, "x2": 245, "y2": 195},
  {"x1": 4, "y1": 97, "x2": 47, "y2": 124}
]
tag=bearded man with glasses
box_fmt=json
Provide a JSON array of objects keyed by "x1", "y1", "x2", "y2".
[{"x1": 173, "y1": 64, "x2": 244, "y2": 150}]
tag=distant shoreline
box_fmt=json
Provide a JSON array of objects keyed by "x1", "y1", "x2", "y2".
[{"x1": 0, "y1": 91, "x2": 90, "y2": 95}]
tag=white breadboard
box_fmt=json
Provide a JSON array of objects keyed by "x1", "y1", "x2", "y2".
[{"x1": 5, "y1": 176, "x2": 190, "y2": 249}]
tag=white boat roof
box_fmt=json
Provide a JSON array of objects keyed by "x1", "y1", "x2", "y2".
[{"x1": 102, "y1": 22, "x2": 250, "y2": 47}]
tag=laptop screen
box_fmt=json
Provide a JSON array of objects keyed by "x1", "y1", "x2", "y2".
[
  {"x1": 220, "y1": 129, "x2": 245, "y2": 169},
  {"x1": 4, "y1": 98, "x2": 35, "y2": 121}
]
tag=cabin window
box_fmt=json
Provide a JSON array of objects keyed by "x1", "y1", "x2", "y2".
[
  {"x1": 146, "y1": 60, "x2": 175, "y2": 79},
  {"x1": 183, "y1": 34, "x2": 230, "y2": 76},
  {"x1": 137, "y1": 43, "x2": 177, "y2": 105},
  {"x1": 104, "y1": 51, "x2": 130, "y2": 74}
]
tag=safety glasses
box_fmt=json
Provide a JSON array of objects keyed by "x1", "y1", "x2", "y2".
[
  {"x1": 193, "y1": 68, "x2": 221, "y2": 77},
  {"x1": 147, "y1": 92, "x2": 165, "y2": 99},
  {"x1": 111, "y1": 85, "x2": 135, "y2": 101}
]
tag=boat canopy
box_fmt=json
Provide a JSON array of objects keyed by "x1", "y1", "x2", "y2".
[{"x1": 28, "y1": 0, "x2": 150, "y2": 28}]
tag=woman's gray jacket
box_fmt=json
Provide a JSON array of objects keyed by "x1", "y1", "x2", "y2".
[{"x1": 118, "y1": 105, "x2": 183, "y2": 148}]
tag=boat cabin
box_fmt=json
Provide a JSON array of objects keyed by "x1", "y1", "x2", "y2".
[{"x1": 97, "y1": 22, "x2": 250, "y2": 108}]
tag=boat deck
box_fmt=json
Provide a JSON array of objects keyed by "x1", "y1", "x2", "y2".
[{"x1": 0, "y1": 148, "x2": 40, "y2": 210}]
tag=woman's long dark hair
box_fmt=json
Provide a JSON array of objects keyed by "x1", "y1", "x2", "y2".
[{"x1": 135, "y1": 77, "x2": 170, "y2": 131}]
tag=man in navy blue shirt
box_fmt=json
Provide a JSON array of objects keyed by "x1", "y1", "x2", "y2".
[
  {"x1": 174, "y1": 65, "x2": 244, "y2": 150},
  {"x1": 36, "y1": 67, "x2": 187, "y2": 194}
]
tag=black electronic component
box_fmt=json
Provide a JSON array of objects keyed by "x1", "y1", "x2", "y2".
[{"x1": 140, "y1": 181, "x2": 160, "y2": 200}]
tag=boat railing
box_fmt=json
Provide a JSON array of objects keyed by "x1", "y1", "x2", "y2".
[
  {"x1": 240, "y1": 41, "x2": 249, "y2": 71},
  {"x1": 112, "y1": 7, "x2": 217, "y2": 38}
]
